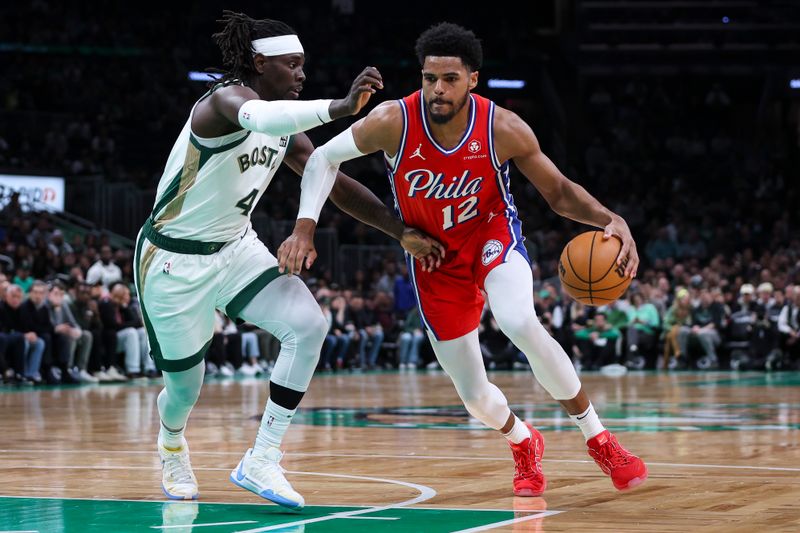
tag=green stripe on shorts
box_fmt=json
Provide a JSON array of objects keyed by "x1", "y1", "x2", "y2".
[{"x1": 225, "y1": 267, "x2": 284, "y2": 320}]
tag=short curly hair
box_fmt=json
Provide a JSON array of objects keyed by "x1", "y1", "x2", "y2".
[{"x1": 414, "y1": 22, "x2": 483, "y2": 72}]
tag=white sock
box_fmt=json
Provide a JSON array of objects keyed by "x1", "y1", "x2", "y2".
[
  {"x1": 254, "y1": 398, "x2": 296, "y2": 454},
  {"x1": 159, "y1": 422, "x2": 185, "y2": 450},
  {"x1": 569, "y1": 403, "x2": 605, "y2": 441},
  {"x1": 502, "y1": 416, "x2": 532, "y2": 445}
]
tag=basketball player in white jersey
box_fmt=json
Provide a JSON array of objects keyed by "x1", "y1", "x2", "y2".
[{"x1": 135, "y1": 11, "x2": 443, "y2": 509}]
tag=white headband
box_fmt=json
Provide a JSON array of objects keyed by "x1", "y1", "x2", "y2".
[{"x1": 252, "y1": 35, "x2": 304, "y2": 57}]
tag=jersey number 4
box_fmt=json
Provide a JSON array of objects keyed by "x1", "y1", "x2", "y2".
[
  {"x1": 442, "y1": 196, "x2": 479, "y2": 230},
  {"x1": 236, "y1": 188, "x2": 259, "y2": 216}
]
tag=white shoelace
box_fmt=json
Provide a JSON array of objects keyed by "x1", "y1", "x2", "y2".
[
  {"x1": 164, "y1": 450, "x2": 195, "y2": 485},
  {"x1": 249, "y1": 453, "x2": 291, "y2": 491}
]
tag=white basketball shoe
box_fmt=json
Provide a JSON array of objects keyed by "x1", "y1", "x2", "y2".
[
  {"x1": 230, "y1": 447, "x2": 304, "y2": 510},
  {"x1": 158, "y1": 438, "x2": 199, "y2": 500}
]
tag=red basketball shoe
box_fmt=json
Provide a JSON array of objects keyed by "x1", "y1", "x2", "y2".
[
  {"x1": 509, "y1": 423, "x2": 546, "y2": 496},
  {"x1": 586, "y1": 430, "x2": 648, "y2": 490}
]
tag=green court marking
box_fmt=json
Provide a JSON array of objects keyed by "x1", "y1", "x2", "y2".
[
  {"x1": 682, "y1": 372, "x2": 800, "y2": 387},
  {"x1": 0, "y1": 497, "x2": 540, "y2": 533},
  {"x1": 291, "y1": 397, "x2": 800, "y2": 432}
]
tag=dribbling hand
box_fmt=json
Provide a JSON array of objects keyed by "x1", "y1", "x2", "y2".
[
  {"x1": 400, "y1": 227, "x2": 446, "y2": 273},
  {"x1": 603, "y1": 215, "x2": 639, "y2": 278}
]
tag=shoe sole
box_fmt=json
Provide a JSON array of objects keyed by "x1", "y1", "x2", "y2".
[
  {"x1": 229, "y1": 465, "x2": 304, "y2": 511},
  {"x1": 161, "y1": 484, "x2": 198, "y2": 500},
  {"x1": 514, "y1": 487, "x2": 545, "y2": 497},
  {"x1": 615, "y1": 469, "x2": 649, "y2": 491}
]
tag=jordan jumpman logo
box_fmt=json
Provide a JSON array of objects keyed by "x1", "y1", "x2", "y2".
[{"x1": 410, "y1": 143, "x2": 426, "y2": 160}]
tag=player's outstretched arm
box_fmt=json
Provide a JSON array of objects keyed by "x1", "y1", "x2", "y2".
[
  {"x1": 210, "y1": 66, "x2": 383, "y2": 137},
  {"x1": 494, "y1": 107, "x2": 639, "y2": 278},
  {"x1": 278, "y1": 103, "x2": 445, "y2": 275}
]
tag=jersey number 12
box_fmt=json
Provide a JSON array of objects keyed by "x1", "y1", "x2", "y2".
[{"x1": 442, "y1": 196, "x2": 479, "y2": 230}]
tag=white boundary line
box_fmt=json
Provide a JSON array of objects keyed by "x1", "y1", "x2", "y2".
[
  {"x1": 338, "y1": 516, "x2": 398, "y2": 520},
  {"x1": 232, "y1": 470, "x2": 436, "y2": 533},
  {"x1": 152, "y1": 520, "x2": 256, "y2": 530},
  {"x1": 452, "y1": 510, "x2": 564, "y2": 533}
]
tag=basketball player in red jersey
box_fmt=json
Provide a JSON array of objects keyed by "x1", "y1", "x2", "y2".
[{"x1": 280, "y1": 22, "x2": 647, "y2": 495}]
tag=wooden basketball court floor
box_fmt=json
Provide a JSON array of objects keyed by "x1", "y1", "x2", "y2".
[{"x1": 1, "y1": 370, "x2": 799, "y2": 532}]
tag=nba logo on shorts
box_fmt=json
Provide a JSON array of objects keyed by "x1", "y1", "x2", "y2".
[{"x1": 481, "y1": 239, "x2": 504, "y2": 266}]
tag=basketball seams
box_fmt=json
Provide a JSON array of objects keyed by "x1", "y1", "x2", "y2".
[
  {"x1": 560, "y1": 230, "x2": 631, "y2": 306},
  {"x1": 565, "y1": 245, "x2": 591, "y2": 284},
  {"x1": 560, "y1": 276, "x2": 630, "y2": 294}
]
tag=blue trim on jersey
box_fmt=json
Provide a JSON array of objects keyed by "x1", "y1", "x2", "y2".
[
  {"x1": 404, "y1": 252, "x2": 440, "y2": 341},
  {"x1": 420, "y1": 91, "x2": 477, "y2": 155},
  {"x1": 487, "y1": 102, "x2": 502, "y2": 171},
  {"x1": 486, "y1": 106, "x2": 527, "y2": 264},
  {"x1": 386, "y1": 99, "x2": 409, "y2": 174},
  {"x1": 495, "y1": 162, "x2": 523, "y2": 262},
  {"x1": 385, "y1": 99, "x2": 409, "y2": 222}
]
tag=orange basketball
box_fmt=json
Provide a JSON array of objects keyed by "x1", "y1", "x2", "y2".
[{"x1": 558, "y1": 231, "x2": 632, "y2": 305}]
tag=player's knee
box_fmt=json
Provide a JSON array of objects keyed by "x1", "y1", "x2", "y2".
[
  {"x1": 168, "y1": 382, "x2": 201, "y2": 407},
  {"x1": 462, "y1": 386, "x2": 506, "y2": 419},
  {"x1": 298, "y1": 311, "x2": 329, "y2": 348},
  {"x1": 497, "y1": 311, "x2": 541, "y2": 343}
]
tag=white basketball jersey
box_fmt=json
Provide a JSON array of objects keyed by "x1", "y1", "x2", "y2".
[{"x1": 150, "y1": 86, "x2": 290, "y2": 243}]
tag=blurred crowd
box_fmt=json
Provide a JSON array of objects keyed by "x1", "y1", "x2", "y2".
[
  {"x1": 1, "y1": 2, "x2": 798, "y2": 386},
  {"x1": 1, "y1": 200, "x2": 798, "y2": 388}
]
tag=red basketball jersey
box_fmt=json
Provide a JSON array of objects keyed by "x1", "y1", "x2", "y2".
[
  {"x1": 386, "y1": 90, "x2": 519, "y2": 251},
  {"x1": 386, "y1": 90, "x2": 529, "y2": 340}
]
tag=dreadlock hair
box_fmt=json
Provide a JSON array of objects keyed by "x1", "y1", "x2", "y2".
[
  {"x1": 414, "y1": 22, "x2": 483, "y2": 72},
  {"x1": 211, "y1": 10, "x2": 297, "y2": 84}
]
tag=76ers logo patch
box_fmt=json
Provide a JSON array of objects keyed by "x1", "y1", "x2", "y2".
[
  {"x1": 481, "y1": 239, "x2": 504, "y2": 266},
  {"x1": 468, "y1": 139, "x2": 481, "y2": 153}
]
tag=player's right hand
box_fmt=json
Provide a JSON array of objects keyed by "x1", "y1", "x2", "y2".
[
  {"x1": 401, "y1": 227, "x2": 446, "y2": 273},
  {"x1": 336, "y1": 67, "x2": 384, "y2": 117},
  {"x1": 278, "y1": 219, "x2": 318, "y2": 276}
]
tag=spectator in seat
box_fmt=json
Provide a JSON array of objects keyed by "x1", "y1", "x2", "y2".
[
  {"x1": 393, "y1": 264, "x2": 416, "y2": 319},
  {"x1": 71, "y1": 282, "x2": 108, "y2": 381},
  {"x1": 397, "y1": 306, "x2": 424, "y2": 370},
  {"x1": 86, "y1": 245, "x2": 122, "y2": 289},
  {"x1": 0, "y1": 285, "x2": 25, "y2": 384},
  {"x1": 777, "y1": 286, "x2": 800, "y2": 369},
  {"x1": 99, "y1": 282, "x2": 154, "y2": 378},
  {"x1": 12, "y1": 261, "x2": 34, "y2": 294},
  {"x1": 625, "y1": 292, "x2": 661, "y2": 369},
  {"x1": 681, "y1": 289, "x2": 725, "y2": 369},
  {"x1": 46, "y1": 281, "x2": 96, "y2": 383},
  {"x1": 20, "y1": 280, "x2": 60, "y2": 383},
  {"x1": 0, "y1": 284, "x2": 45, "y2": 383},
  {"x1": 663, "y1": 288, "x2": 692, "y2": 369},
  {"x1": 574, "y1": 312, "x2": 621, "y2": 370},
  {"x1": 350, "y1": 295, "x2": 384, "y2": 370}
]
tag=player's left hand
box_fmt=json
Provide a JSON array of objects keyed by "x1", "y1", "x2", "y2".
[
  {"x1": 603, "y1": 215, "x2": 638, "y2": 278},
  {"x1": 401, "y1": 227, "x2": 446, "y2": 272},
  {"x1": 343, "y1": 66, "x2": 384, "y2": 116},
  {"x1": 278, "y1": 218, "x2": 318, "y2": 276}
]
